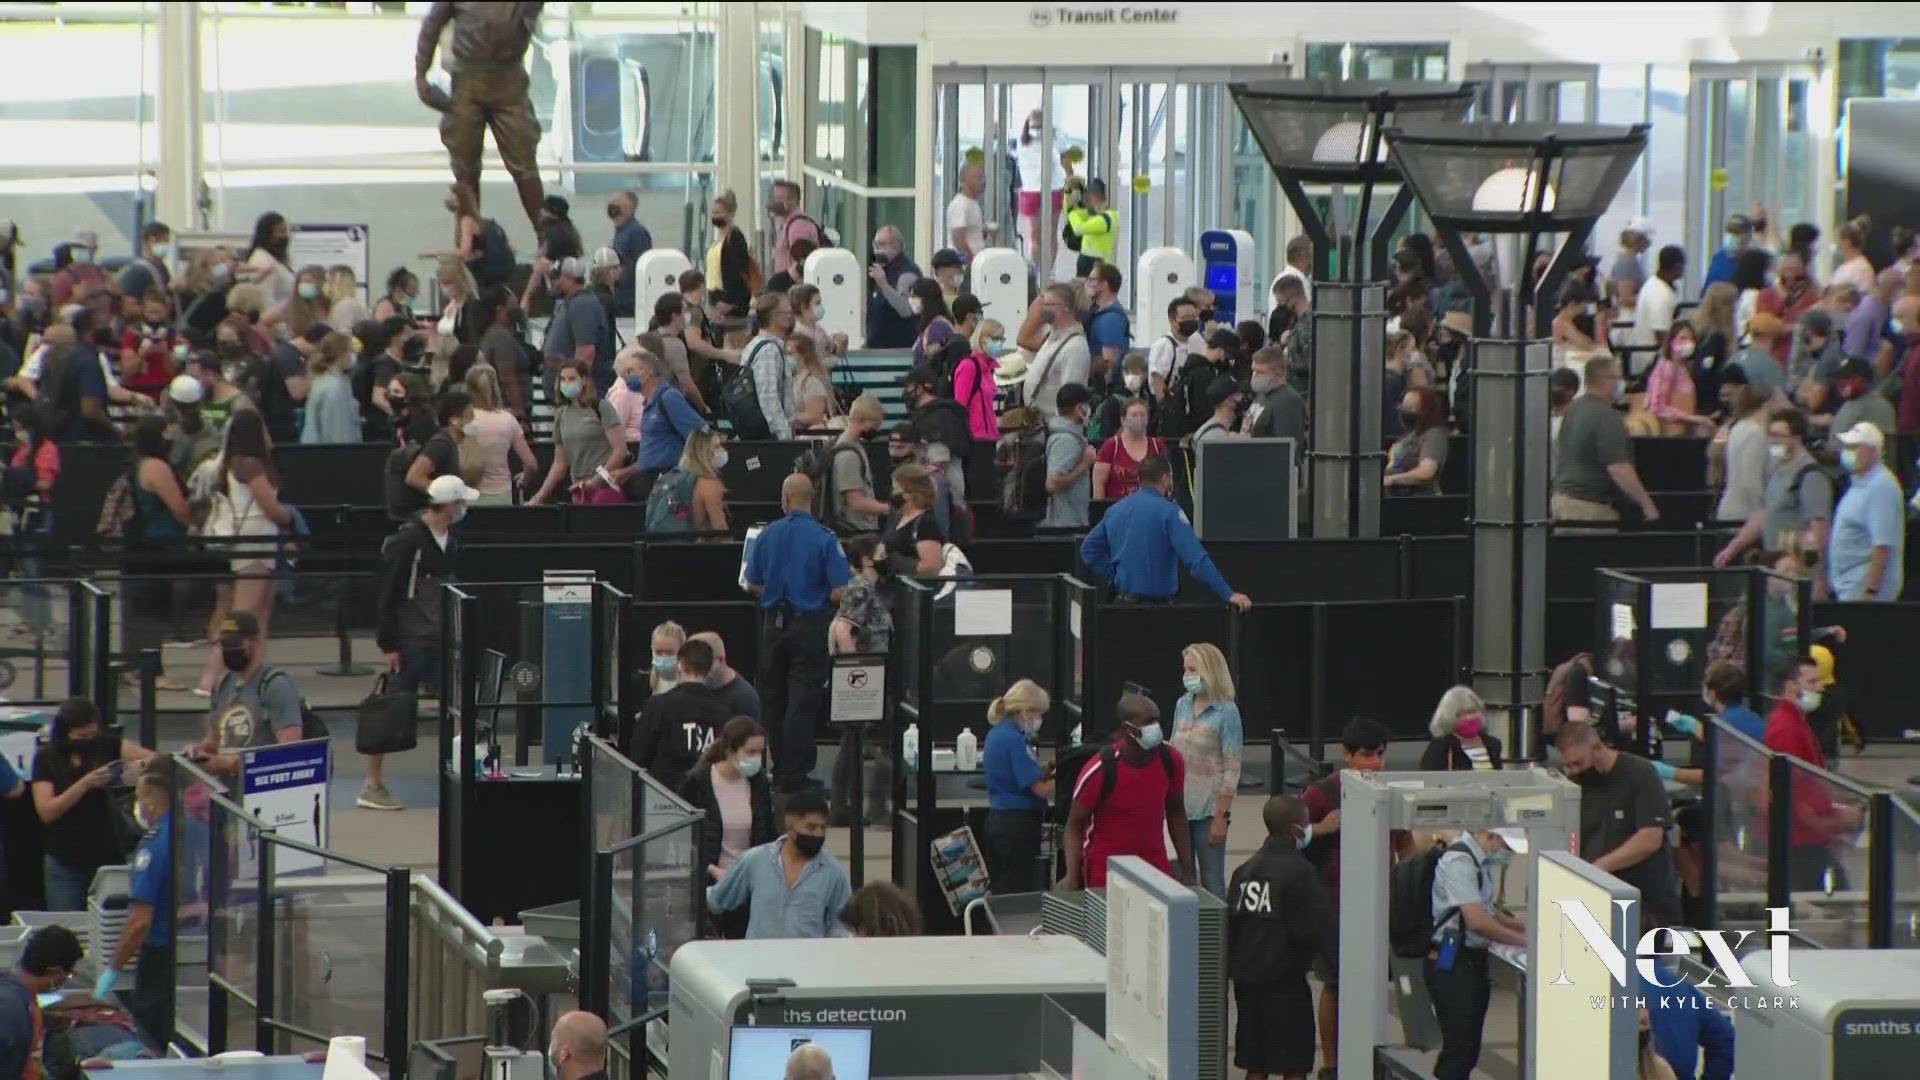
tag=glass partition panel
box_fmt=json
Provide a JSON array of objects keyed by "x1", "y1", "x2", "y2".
[
  {"x1": 1891, "y1": 801, "x2": 1920, "y2": 949},
  {"x1": 0, "y1": 580, "x2": 89, "y2": 707},
  {"x1": 263, "y1": 845, "x2": 395, "y2": 1058},
  {"x1": 921, "y1": 576, "x2": 1061, "y2": 710},
  {"x1": 590, "y1": 738, "x2": 641, "y2": 849},
  {"x1": 173, "y1": 760, "x2": 229, "y2": 1053},
  {"x1": 1779, "y1": 760, "x2": 1871, "y2": 949},
  {"x1": 607, "y1": 813, "x2": 700, "y2": 1066},
  {"x1": 1706, "y1": 718, "x2": 1772, "y2": 930}
]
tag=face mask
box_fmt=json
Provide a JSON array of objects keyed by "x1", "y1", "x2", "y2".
[
  {"x1": 1485, "y1": 849, "x2": 1513, "y2": 869},
  {"x1": 1768, "y1": 443, "x2": 1788, "y2": 463},
  {"x1": 652, "y1": 654, "x2": 678, "y2": 675},
  {"x1": 174, "y1": 343, "x2": 189, "y2": 361},
  {"x1": 1244, "y1": 374, "x2": 1271, "y2": 396},
  {"x1": 221, "y1": 644, "x2": 251, "y2": 672},
  {"x1": 713, "y1": 449, "x2": 730, "y2": 470},
  {"x1": 736, "y1": 754, "x2": 763, "y2": 778},
  {"x1": 1799, "y1": 689, "x2": 1823, "y2": 711},
  {"x1": 811, "y1": 303, "x2": 825, "y2": 321},
  {"x1": 211, "y1": 263, "x2": 232, "y2": 285},
  {"x1": 1454, "y1": 716, "x2": 1484, "y2": 740},
  {"x1": 623, "y1": 375, "x2": 643, "y2": 391},
  {"x1": 1670, "y1": 340, "x2": 1695, "y2": 359},
  {"x1": 987, "y1": 340, "x2": 1008, "y2": 357},
  {"x1": 1723, "y1": 234, "x2": 1740, "y2": 252},
  {"x1": 1181, "y1": 674, "x2": 1203, "y2": 694},
  {"x1": 1840, "y1": 448, "x2": 1859, "y2": 473},
  {"x1": 792, "y1": 833, "x2": 826, "y2": 858},
  {"x1": 559, "y1": 381, "x2": 582, "y2": 401},
  {"x1": 152, "y1": 243, "x2": 173, "y2": 264},
  {"x1": 72, "y1": 248, "x2": 94, "y2": 265},
  {"x1": 452, "y1": 505, "x2": 468, "y2": 524},
  {"x1": 1399, "y1": 407, "x2": 1421, "y2": 427},
  {"x1": 909, "y1": 297, "x2": 923, "y2": 315},
  {"x1": 1295, "y1": 824, "x2": 1313, "y2": 852},
  {"x1": 1023, "y1": 716, "x2": 1044, "y2": 740},
  {"x1": 1133, "y1": 722, "x2": 1164, "y2": 750},
  {"x1": 1121, "y1": 372, "x2": 1144, "y2": 393},
  {"x1": 607, "y1": 204, "x2": 623, "y2": 220},
  {"x1": 1176, "y1": 318, "x2": 1199, "y2": 336},
  {"x1": 710, "y1": 216, "x2": 727, "y2": 229},
  {"x1": 297, "y1": 282, "x2": 320, "y2": 300},
  {"x1": 1122, "y1": 417, "x2": 1148, "y2": 437}
]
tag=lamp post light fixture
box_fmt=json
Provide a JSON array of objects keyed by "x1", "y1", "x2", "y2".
[
  {"x1": 1377, "y1": 120, "x2": 1648, "y2": 778},
  {"x1": 1229, "y1": 80, "x2": 1475, "y2": 540}
]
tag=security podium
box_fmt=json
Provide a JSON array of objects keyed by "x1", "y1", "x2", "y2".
[{"x1": 1336, "y1": 769, "x2": 1582, "y2": 1080}]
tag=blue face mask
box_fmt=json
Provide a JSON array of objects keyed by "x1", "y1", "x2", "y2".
[
  {"x1": 453, "y1": 505, "x2": 468, "y2": 524},
  {"x1": 1295, "y1": 824, "x2": 1313, "y2": 851},
  {"x1": 986, "y1": 340, "x2": 1008, "y2": 357},
  {"x1": 713, "y1": 449, "x2": 730, "y2": 470},
  {"x1": 1182, "y1": 674, "x2": 1203, "y2": 694},
  {"x1": 623, "y1": 375, "x2": 643, "y2": 391},
  {"x1": 1840, "y1": 447, "x2": 1860, "y2": 473},
  {"x1": 297, "y1": 282, "x2": 320, "y2": 300},
  {"x1": 652, "y1": 654, "x2": 678, "y2": 675},
  {"x1": 559, "y1": 381, "x2": 582, "y2": 400},
  {"x1": 1486, "y1": 849, "x2": 1514, "y2": 869},
  {"x1": 1133, "y1": 722, "x2": 1164, "y2": 750}
]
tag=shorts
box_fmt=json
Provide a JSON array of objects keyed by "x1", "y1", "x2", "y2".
[
  {"x1": 1233, "y1": 980, "x2": 1316, "y2": 1077},
  {"x1": 1312, "y1": 912, "x2": 1339, "y2": 986},
  {"x1": 1017, "y1": 189, "x2": 1065, "y2": 217}
]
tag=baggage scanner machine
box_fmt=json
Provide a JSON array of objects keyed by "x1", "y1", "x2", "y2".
[
  {"x1": 1732, "y1": 950, "x2": 1920, "y2": 1080},
  {"x1": 669, "y1": 935, "x2": 1106, "y2": 1079}
]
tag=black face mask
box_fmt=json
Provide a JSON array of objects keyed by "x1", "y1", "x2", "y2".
[
  {"x1": 1398, "y1": 407, "x2": 1420, "y2": 426},
  {"x1": 402, "y1": 337, "x2": 427, "y2": 365},
  {"x1": 1198, "y1": 309, "x2": 1215, "y2": 323},
  {"x1": 711, "y1": 216, "x2": 728, "y2": 230},
  {"x1": 792, "y1": 833, "x2": 825, "y2": 858},
  {"x1": 607, "y1": 205, "x2": 622, "y2": 220},
  {"x1": 1176, "y1": 318, "x2": 1199, "y2": 336},
  {"x1": 221, "y1": 643, "x2": 251, "y2": 672}
]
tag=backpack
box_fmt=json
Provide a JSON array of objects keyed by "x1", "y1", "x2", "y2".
[
  {"x1": 1074, "y1": 742, "x2": 1177, "y2": 819},
  {"x1": 1542, "y1": 653, "x2": 1593, "y2": 737},
  {"x1": 994, "y1": 407, "x2": 1051, "y2": 515},
  {"x1": 475, "y1": 218, "x2": 516, "y2": 291},
  {"x1": 1162, "y1": 355, "x2": 1218, "y2": 439},
  {"x1": 1389, "y1": 841, "x2": 1478, "y2": 959},
  {"x1": 928, "y1": 336, "x2": 970, "y2": 399},
  {"x1": 644, "y1": 469, "x2": 698, "y2": 534},
  {"x1": 96, "y1": 467, "x2": 140, "y2": 540},
  {"x1": 1061, "y1": 210, "x2": 1112, "y2": 253},
  {"x1": 743, "y1": 255, "x2": 765, "y2": 296},
  {"x1": 384, "y1": 440, "x2": 425, "y2": 518},
  {"x1": 254, "y1": 666, "x2": 331, "y2": 741},
  {"x1": 794, "y1": 442, "x2": 865, "y2": 532},
  {"x1": 723, "y1": 340, "x2": 775, "y2": 439}
]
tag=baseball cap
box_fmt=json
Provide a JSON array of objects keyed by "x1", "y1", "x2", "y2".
[
  {"x1": 1745, "y1": 311, "x2": 1783, "y2": 337},
  {"x1": 1837, "y1": 421, "x2": 1885, "y2": 450},
  {"x1": 589, "y1": 246, "x2": 621, "y2": 272},
  {"x1": 1836, "y1": 357, "x2": 1875, "y2": 384},
  {"x1": 1440, "y1": 310, "x2": 1474, "y2": 337},
  {"x1": 427, "y1": 474, "x2": 481, "y2": 506},
  {"x1": 1800, "y1": 309, "x2": 1834, "y2": 336},
  {"x1": 1206, "y1": 328, "x2": 1241, "y2": 353},
  {"x1": 167, "y1": 374, "x2": 204, "y2": 405},
  {"x1": 930, "y1": 248, "x2": 964, "y2": 271},
  {"x1": 217, "y1": 611, "x2": 262, "y2": 646},
  {"x1": 543, "y1": 194, "x2": 571, "y2": 218},
  {"x1": 902, "y1": 366, "x2": 938, "y2": 392},
  {"x1": 71, "y1": 229, "x2": 98, "y2": 247},
  {"x1": 1724, "y1": 212, "x2": 1754, "y2": 235},
  {"x1": 1491, "y1": 828, "x2": 1530, "y2": 854},
  {"x1": 555, "y1": 256, "x2": 587, "y2": 281},
  {"x1": 1810, "y1": 644, "x2": 1837, "y2": 688},
  {"x1": 1624, "y1": 217, "x2": 1653, "y2": 238},
  {"x1": 950, "y1": 294, "x2": 985, "y2": 325},
  {"x1": 1206, "y1": 375, "x2": 1245, "y2": 407}
]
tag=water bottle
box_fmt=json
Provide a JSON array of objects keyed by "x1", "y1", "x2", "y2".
[
  {"x1": 955, "y1": 727, "x2": 979, "y2": 771},
  {"x1": 903, "y1": 723, "x2": 920, "y2": 770},
  {"x1": 1070, "y1": 722, "x2": 1083, "y2": 749}
]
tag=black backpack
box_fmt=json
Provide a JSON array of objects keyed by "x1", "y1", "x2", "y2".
[
  {"x1": 994, "y1": 408, "x2": 1052, "y2": 515},
  {"x1": 1054, "y1": 741, "x2": 1177, "y2": 824},
  {"x1": 794, "y1": 442, "x2": 865, "y2": 532},
  {"x1": 1388, "y1": 840, "x2": 1479, "y2": 959},
  {"x1": 723, "y1": 340, "x2": 776, "y2": 439},
  {"x1": 1061, "y1": 209, "x2": 1111, "y2": 253},
  {"x1": 475, "y1": 218, "x2": 516, "y2": 291},
  {"x1": 242, "y1": 666, "x2": 331, "y2": 742},
  {"x1": 1161, "y1": 354, "x2": 1218, "y2": 439}
]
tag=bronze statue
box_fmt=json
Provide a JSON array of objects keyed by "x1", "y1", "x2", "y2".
[{"x1": 415, "y1": 1, "x2": 548, "y2": 232}]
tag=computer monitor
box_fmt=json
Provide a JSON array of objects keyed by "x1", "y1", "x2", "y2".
[{"x1": 727, "y1": 1026, "x2": 873, "y2": 1080}]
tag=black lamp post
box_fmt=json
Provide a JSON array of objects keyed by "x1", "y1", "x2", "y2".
[
  {"x1": 1229, "y1": 80, "x2": 1475, "y2": 538},
  {"x1": 1383, "y1": 121, "x2": 1648, "y2": 762}
]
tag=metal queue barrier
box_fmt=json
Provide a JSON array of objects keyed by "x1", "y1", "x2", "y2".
[
  {"x1": 439, "y1": 580, "x2": 634, "y2": 925},
  {"x1": 169, "y1": 755, "x2": 412, "y2": 1072},
  {"x1": 575, "y1": 737, "x2": 703, "y2": 1080}
]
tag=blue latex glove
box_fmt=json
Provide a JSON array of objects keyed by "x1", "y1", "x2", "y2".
[
  {"x1": 1664, "y1": 712, "x2": 1702, "y2": 738},
  {"x1": 1651, "y1": 760, "x2": 1678, "y2": 782},
  {"x1": 93, "y1": 968, "x2": 118, "y2": 1000}
]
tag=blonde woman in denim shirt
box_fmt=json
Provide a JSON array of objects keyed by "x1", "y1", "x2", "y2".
[{"x1": 1170, "y1": 641, "x2": 1242, "y2": 897}]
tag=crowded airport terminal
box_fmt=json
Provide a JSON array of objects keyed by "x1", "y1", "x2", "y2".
[{"x1": 5, "y1": 2, "x2": 1920, "y2": 1078}]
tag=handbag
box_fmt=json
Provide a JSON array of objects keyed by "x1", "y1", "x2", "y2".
[{"x1": 356, "y1": 674, "x2": 420, "y2": 755}]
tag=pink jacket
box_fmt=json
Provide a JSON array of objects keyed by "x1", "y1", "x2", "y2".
[{"x1": 952, "y1": 351, "x2": 1001, "y2": 441}]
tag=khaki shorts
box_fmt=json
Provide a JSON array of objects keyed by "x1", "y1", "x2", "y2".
[
  {"x1": 1551, "y1": 492, "x2": 1621, "y2": 534},
  {"x1": 441, "y1": 66, "x2": 542, "y2": 184}
]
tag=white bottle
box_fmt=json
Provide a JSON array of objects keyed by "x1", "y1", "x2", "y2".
[
  {"x1": 903, "y1": 723, "x2": 920, "y2": 770},
  {"x1": 1070, "y1": 722, "x2": 1083, "y2": 748},
  {"x1": 955, "y1": 727, "x2": 979, "y2": 771}
]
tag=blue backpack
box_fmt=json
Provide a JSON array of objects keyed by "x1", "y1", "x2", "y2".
[{"x1": 645, "y1": 470, "x2": 698, "y2": 533}]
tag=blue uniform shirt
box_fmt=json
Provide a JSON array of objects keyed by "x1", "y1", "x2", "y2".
[
  {"x1": 984, "y1": 719, "x2": 1047, "y2": 811},
  {"x1": 745, "y1": 511, "x2": 852, "y2": 613},
  {"x1": 1719, "y1": 703, "x2": 1765, "y2": 742},
  {"x1": 128, "y1": 812, "x2": 173, "y2": 947},
  {"x1": 1079, "y1": 488, "x2": 1234, "y2": 601}
]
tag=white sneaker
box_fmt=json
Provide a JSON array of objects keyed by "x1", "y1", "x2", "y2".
[{"x1": 356, "y1": 784, "x2": 403, "y2": 811}]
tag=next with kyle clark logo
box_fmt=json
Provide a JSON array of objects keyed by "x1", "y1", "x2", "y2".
[{"x1": 1548, "y1": 899, "x2": 1803, "y2": 1011}]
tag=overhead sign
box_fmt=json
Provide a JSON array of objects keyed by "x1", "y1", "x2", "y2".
[
  {"x1": 830, "y1": 654, "x2": 887, "y2": 725},
  {"x1": 1029, "y1": 5, "x2": 1179, "y2": 27},
  {"x1": 288, "y1": 223, "x2": 371, "y2": 302},
  {"x1": 238, "y1": 737, "x2": 331, "y2": 876}
]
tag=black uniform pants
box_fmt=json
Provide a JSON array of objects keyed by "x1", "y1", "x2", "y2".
[
  {"x1": 1424, "y1": 948, "x2": 1490, "y2": 1080},
  {"x1": 130, "y1": 941, "x2": 175, "y2": 1046},
  {"x1": 761, "y1": 608, "x2": 831, "y2": 790},
  {"x1": 984, "y1": 809, "x2": 1046, "y2": 894}
]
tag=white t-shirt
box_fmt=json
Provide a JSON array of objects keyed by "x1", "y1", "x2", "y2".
[
  {"x1": 1024, "y1": 325, "x2": 1088, "y2": 416},
  {"x1": 1015, "y1": 134, "x2": 1062, "y2": 194},
  {"x1": 1146, "y1": 333, "x2": 1185, "y2": 382},
  {"x1": 248, "y1": 248, "x2": 295, "y2": 307},
  {"x1": 946, "y1": 191, "x2": 986, "y2": 255},
  {"x1": 1631, "y1": 275, "x2": 1677, "y2": 348}
]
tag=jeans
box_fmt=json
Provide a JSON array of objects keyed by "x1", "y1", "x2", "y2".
[
  {"x1": 761, "y1": 609, "x2": 830, "y2": 790},
  {"x1": 44, "y1": 854, "x2": 97, "y2": 911},
  {"x1": 13, "y1": 508, "x2": 53, "y2": 635},
  {"x1": 391, "y1": 642, "x2": 444, "y2": 696},
  {"x1": 1188, "y1": 818, "x2": 1227, "y2": 898},
  {"x1": 1424, "y1": 949, "x2": 1492, "y2": 1080}
]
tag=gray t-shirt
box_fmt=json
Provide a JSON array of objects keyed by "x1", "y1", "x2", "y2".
[
  {"x1": 554, "y1": 399, "x2": 622, "y2": 480},
  {"x1": 1832, "y1": 394, "x2": 1897, "y2": 445},
  {"x1": 1715, "y1": 417, "x2": 1769, "y2": 522},
  {"x1": 830, "y1": 442, "x2": 877, "y2": 533},
  {"x1": 544, "y1": 290, "x2": 610, "y2": 364},
  {"x1": 1041, "y1": 418, "x2": 1091, "y2": 528},
  {"x1": 1552, "y1": 395, "x2": 1632, "y2": 503},
  {"x1": 1388, "y1": 426, "x2": 1449, "y2": 496},
  {"x1": 659, "y1": 334, "x2": 692, "y2": 380},
  {"x1": 210, "y1": 667, "x2": 305, "y2": 752},
  {"x1": 1726, "y1": 345, "x2": 1785, "y2": 393},
  {"x1": 1607, "y1": 251, "x2": 1645, "y2": 292},
  {"x1": 1762, "y1": 450, "x2": 1836, "y2": 541}
]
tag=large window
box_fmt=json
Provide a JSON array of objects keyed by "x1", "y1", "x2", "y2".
[{"x1": 1304, "y1": 42, "x2": 1450, "y2": 82}]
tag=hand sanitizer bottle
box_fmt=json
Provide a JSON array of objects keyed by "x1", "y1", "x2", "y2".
[
  {"x1": 955, "y1": 727, "x2": 979, "y2": 771},
  {"x1": 903, "y1": 723, "x2": 920, "y2": 770}
]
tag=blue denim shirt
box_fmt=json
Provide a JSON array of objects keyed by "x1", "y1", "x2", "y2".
[{"x1": 706, "y1": 836, "x2": 852, "y2": 940}]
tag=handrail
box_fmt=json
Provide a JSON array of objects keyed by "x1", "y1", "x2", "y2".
[
  {"x1": 410, "y1": 875, "x2": 507, "y2": 963},
  {"x1": 1776, "y1": 752, "x2": 1882, "y2": 800},
  {"x1": 601, "y1": 814, "x2": 704, "y2": 858}
]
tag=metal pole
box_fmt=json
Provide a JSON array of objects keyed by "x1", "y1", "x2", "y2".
[
  {"x1": 384, "y1": 868, "x2": 411, "y2": 1080},
  {"x1": 848, "y1": 722, "x2": 866, "y2": 888},
  {"x1": 138, "y1": 648, "x2": 160, "y2": 750},
  {"x1": 91, "y1": 590, "x2": 113, "y2": 724},
  {"x1": 1867, "y1": 794, "x2": 1894, "y2": 948},
  {"x1": 1765, "y1": 755, "x2": 1791, "y2": 912},
  {"x1": 255, "y1": 838, "x2": 276, "y2": 1053}
]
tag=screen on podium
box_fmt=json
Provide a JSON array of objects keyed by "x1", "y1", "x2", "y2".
[{"x1": 728, "y1": 1027, "x2": 873, "y2": 1080}]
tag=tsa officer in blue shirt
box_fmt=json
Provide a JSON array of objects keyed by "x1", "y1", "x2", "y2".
[
  {"x1": 98, "y1": 763, "x2": 174, "y2": 1043},
  {"x1": 744, "y1": 473, "x2": 854, "y2": 792},
  {"x1": 1079, "y1": 454, "x2": 1251, "y2": 609},
  {"x1": 981, "y1": 679, "x2": 1057, "y2": 894}
]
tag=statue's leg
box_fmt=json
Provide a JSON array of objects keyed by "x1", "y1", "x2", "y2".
[
  {"x1": 440, "y1": 76, "x2": 485, "y2": 205},
  {"x1": 485, "y1": 66, "x2": 547, "y2": 232}
]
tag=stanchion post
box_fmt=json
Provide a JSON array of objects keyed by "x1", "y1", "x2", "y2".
[
  {"x1": 1766, "y1": 755, "x2": 1792, "y2": 912},
  {"x1": 138, "y1": 648, "x2": 160, "y2": 749},
  {"x1": 848, "y1": 722, "x2": 865, "y2": 888},
  {"x1": 255, "y1": 838, "x2": 277, "y2": 1053},
  {"x1": 1867, "y1": 793, "x2": 1894, "y2": 949},
  {"x1": 318, "y1": 577, "x2": 373, "y2": 677},
  {"x1": 384, "y1": 868, "x2": 411, "y2": 1080}
]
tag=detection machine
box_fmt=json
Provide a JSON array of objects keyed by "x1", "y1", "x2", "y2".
[
  {"x1": 1135, "y1": 246, "x2": 1194, "y2": 332},
  {"x1": 968, "y1": 247, "x2": 1030, "y2": 331},
  {"x1": 1197, "y1": 228, "x2": 1255, "y2": 325},
  {"x1": 633, "y1": 249, "x2": 692, "y2": 320},
  {"x1": 804, "y1": 247, "x2": 862, "y2": 345},
  {"x1": 1732, "y1": 949, "x2": 1920, "y2": 1080}
]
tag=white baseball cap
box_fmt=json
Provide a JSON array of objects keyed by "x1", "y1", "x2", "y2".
[
  {"x1": 1837, "y1": 422, "x2": 1885, "y2": 451},
  {"x1": 167, "y1": 375, "x2": 204, "y2": 405},
  {"x1": 589, "y1": 246, "x2": 621, "y2": 272},
  {"x1": 427, "y1": 475, "x2": 481, "y2": 506},
  {"x1": 1491, "y1": 828, "x2": 1530, "y2": 854},
  {"x1": 1624, "y1": 217, "x2": 1654, "y2": 238}
]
